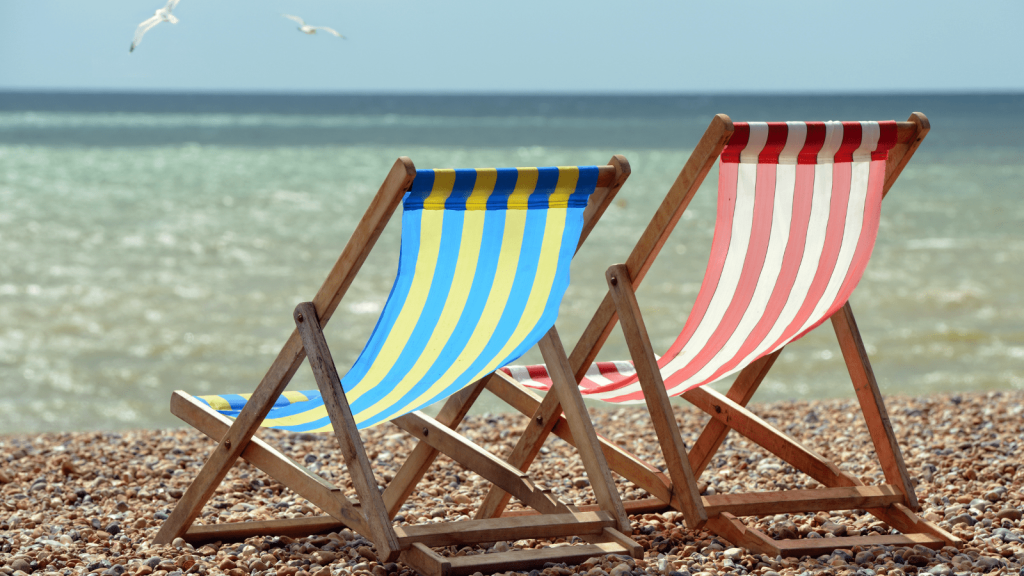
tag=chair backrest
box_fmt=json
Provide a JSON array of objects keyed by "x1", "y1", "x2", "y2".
[
  {"x1": 341, "y1": 166, "x2": 599, "y2": 428},
  {"x1": 653, "y1": 121, "x2": 898, "y2": 396}
]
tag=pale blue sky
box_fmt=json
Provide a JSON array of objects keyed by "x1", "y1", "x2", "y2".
[{"x1": 2, "y1": 0, "x2": 1022, "y2": 93}]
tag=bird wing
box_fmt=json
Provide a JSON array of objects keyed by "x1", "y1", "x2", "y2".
[
  {"x1": 314, "y1": 26, "x2": 344, "y2": 38},
  {"x1": 130, "y1": 15, "x2": 162, "y2": 52},
  {"x1": 282, "y1": 14, "x2": 305, "y2": 25},
  {"x1": 164, "y1": 0, "x2": 181, "y2": 11}
]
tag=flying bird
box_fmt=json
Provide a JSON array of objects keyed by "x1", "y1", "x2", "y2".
[
  {"x1": 130, "y1": 0, "x2": 181, "y2": 52},
  {"x1": 282, "y1": 14, "x2": 345, "y2": 38}
]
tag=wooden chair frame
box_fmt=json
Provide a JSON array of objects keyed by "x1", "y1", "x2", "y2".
[
  {"x1": 154, "y1": 157, "x2": 642, "y2": 576},
  {"x1": 471, "y1": 113, "x2": 963, "y2": 557}
]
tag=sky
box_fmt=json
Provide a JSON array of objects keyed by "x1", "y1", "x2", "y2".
[{"x1": 1, "y1": 0, "x2": 1022, "y2": 94}]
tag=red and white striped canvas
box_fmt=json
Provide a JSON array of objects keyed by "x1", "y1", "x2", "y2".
[{"x1": 504, "y1": 121, "x2": 898, "y2": 403}]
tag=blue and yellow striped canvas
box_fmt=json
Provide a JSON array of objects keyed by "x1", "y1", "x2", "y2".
[{"x1": 198, "y1": 165, "x2": 599, "y2": 430}]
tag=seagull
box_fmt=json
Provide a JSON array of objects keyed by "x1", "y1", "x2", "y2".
[
  {"x1": 130, "y1": 0, "x2": 181, "y2": 52},
  {"x1": 283, "y1": 14, "x2": 345, "y2": 38}
]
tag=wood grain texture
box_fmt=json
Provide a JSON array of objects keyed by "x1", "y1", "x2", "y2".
[
  {"x1": 705, "y1": 513, "x2": 781, "y2": 557},
  {"x1": 605, "y1": 264, "x2": 707, "y2": 529},
  {"x1": 401, "y1": 543, "x2": 450, "y2": 576},
  {"x1": 392, "y1": 411, "x2": 566, "y2": 516},
  {"x1": 774, "y1": 533, "x2": 944, "y2": 556},
  {"x1": 579, "y1": 155, "x2": 631, "y2": 250},
  {"x1": 394, "y1": 511, "x2": 613, "y2": 548},
  {"x1": 831, "y1": 302, "x2": 919, "y2": 510},
  {"x1": 702, "y1": 485, "x2": 903, "y2": 517},
  {"x1": 444, "y1": 543, "x2": 631, "y2": 576},
  {"x1": 155, "y1": 157, "x2": 415, "y2": 545},
  {"x1": 539, "y1": 327, "x2": 631, "y2": 533},
  {"x1": 294, "y1": 302, "x2": 400, "y2": 561},
  {"x1": 182, "y1": 516, "x2": 345, "y2": 545},
  {"x1": 884, "y1": 113, "x2": 930, "y2": 197},
  {"x1": 600, "y1": 527, "x2": 643, "y2": 559}
]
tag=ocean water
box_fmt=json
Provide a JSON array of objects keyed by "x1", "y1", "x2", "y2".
[{"x1": 0, "y1": 93, "x2": 1021, "y2": 434}]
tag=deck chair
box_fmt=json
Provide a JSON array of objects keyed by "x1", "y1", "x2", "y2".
[
  {"x1": 476, "y1": 113, "x2": 964, "y2": 557},
  {"x1": 154, "y1": 157, "x2": 641, "y2": 576}
]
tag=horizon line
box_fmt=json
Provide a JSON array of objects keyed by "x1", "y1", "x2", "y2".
[{"x1": 1, "y1": 88, "x2": 1022, "y2": 98}]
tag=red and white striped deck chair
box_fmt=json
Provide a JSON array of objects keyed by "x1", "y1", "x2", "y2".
[{"x1": 480, "y1": 113, "x2": 961, "y2": 557}]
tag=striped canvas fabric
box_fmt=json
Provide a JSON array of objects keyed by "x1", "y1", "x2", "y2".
[
  {"x1": 200, "y1": 166, "x2": 599, "y2": 429},
  {"x1": 507, "y1": 121, "x2": 897, "y2": 403}
]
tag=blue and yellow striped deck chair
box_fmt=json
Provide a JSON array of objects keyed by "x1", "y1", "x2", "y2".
[{"x1": 157, "y1": 157, "x2": 639, "y2": 575}]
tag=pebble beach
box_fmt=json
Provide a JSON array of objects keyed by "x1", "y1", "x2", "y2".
[{"x1": 1, "y1": 390, "x2": 1022, "y2": 576}]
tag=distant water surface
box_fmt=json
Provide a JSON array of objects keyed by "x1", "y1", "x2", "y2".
[{"x1": 0, "y1": 92, "x2": 1021, "y2": 433}]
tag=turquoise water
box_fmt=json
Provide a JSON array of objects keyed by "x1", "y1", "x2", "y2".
[{"x1": 0, "y1": 93, "x2": 1022, "y2": 433}]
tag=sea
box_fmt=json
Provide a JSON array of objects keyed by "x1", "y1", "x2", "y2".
[{"x1": 0, "y1": 92, "x2": 1021, "y2": 434}]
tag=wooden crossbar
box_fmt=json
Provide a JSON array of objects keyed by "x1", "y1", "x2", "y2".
[
  {"x1": 774, "y1": 534, "x2": 945, "y2": 556},
  {"x1": 437, "y1": 543, "x2": 633, "y2": 576},
  {"x1": 183, "y1": 516, "x2": 346, "y2": 545},
  {"x1": 393, "y1": 511, "x2": 614, "y2": 548},
  {"x1": 391, "y1": 411, "x2": 566, "y2": 516}
]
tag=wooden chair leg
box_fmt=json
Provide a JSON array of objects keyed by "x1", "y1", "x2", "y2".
[
  {"x1": 294, "y1": 302, "x2": 401, "y2": 562},
  {"x1": 831, "y1": 302, "x2": 919, "y2": 510},
  {"x1": 539, "y1": 327, "x2": 632, "y2": 533},
  {"x1": 606, "y1": 264, "x2": 707, "y2": 529},
  {"x1": 152, "y1": 341, "x2": 301, "y2": 544}
]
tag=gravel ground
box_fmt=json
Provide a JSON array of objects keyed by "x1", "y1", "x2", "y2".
[{"x1": 1, "y1": 390, "x2": 1021, "y2": 576}]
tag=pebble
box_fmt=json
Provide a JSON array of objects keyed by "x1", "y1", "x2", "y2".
[
  {"x1": 608, "y1": 565, "x2": 630, "y2": 576},
  {"x1": 491, "y1": 541, "x2": 510, "y2": 553},
  {"x1": 948, "y1": 513, "x2": 975, "y2": 526},
  {"x1": 976, "y1": 556, "x2": 1003, "y2": 571},
  {"x1": 856, "y1": 551, "x2": 875, "y2": 564},
  {"x1": 0, "y1": 391, "x2": 1020, "y2": 576},
  {"x1": 997, "y1": 508, "x2": 1023, "y2": 521}
]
